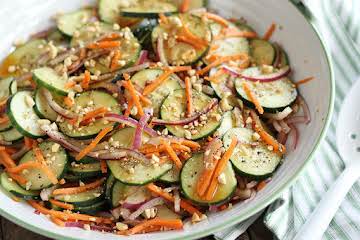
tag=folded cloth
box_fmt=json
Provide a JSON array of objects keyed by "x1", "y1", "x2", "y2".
[{"x1": 214, "y1": 0, "x2": 360, "y2": 239}]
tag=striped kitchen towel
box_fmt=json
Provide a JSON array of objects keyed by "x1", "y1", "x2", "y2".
[{"x1": 215, "y1": 0, "x2": 360, "y2": 239}]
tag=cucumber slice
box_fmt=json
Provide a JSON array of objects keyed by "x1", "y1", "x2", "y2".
[
  {"x1": 33, "y1": 67, "x2": 70, "y2": 96},
  {"x1": 160, "y1": 89, "x2": 221, "y2": 140},
  {"x1": 107, "y1": 128, "x2": 173, "y2": 185},
  {"x1": 7, "y1": 91, "x2": 45, "y2": 138},
  {"x1": 152, "y1": 13, "x2": 211, "y2": 65},
  {"x1": 180, "y1": 153, "x2": 237, "y2": 205},
  {"x1": 129, "y1": 69, "x2": 181, "y2": 117},
  {"x1": 156, "y1": 205, "x2": 181, "y2": 219},
  {"x1": 68, "y1": 162, "x2": 102, "y2": 179},
  {"x1": 56, "y1": 9, "x2": 93, "y2": 36},
  {"x1": 0, "y1": 120, "x2": 12, "y2": 133},
  {"x1": 98, "y1": 0, "x2": 142, "y2": 26},
  {"x1": 223, "y1": 127, "x2": 282, "y2": 179},
  {"x1": 58, "y1": 90, "x2": 121, "y2": 139},
  {"x1": 121, "y1": 0, "x2": 177, "y2": 18},
  {"x1": 132, "y1": 18, "x2": 158, "y2": 50},
  {"x1": 250, "y1": 39, "x2": 276, "y2": 66},
  {"x1": 34, "y1": 88, "x2": 63, "y2": 121},
  {"x1": 54, "y1": 186, "x2": 104, "y2": 207},
  {"x1": 234, "y1": 67, "x2": 297, "y2": 113},
  {"x1": 9, "y1": 79, "x2": 17, "y2": 95},
  {"x1": 159, "y1": 166, "x2": 179, "y2": 183},
  {"x1": 0, "y1": 127, "x2": 23, "y2": 142},
  {"x1": 111, "y1": 180, "x2": 151, "y2": 207},
  {"x1": 0, "y1": 39, "x2": 47, "y2": 78},
  {"x1": 172, "y1": 0, "x2": 207, "y2": 10},
  {"x1": 71, "y1": 22, "x2": 141, "y2": 74},
  {"x1": 0, "y1": 77, "x2": 14, "y2": 100},
  {"x1": 18, "y1": 140, "x2": 68, "y2": 190},
  {"x1": 105, "y1": 174, "x2": 116, "y2": 203},
  {"x1": 74, "y1": 200, "x2": 107, "y2": 214},
  {"x1": 214, "y1": 111, "x2": 235, "y2": 138},
  {"x1": 0, "y1": 172, "x2": 40, "y2": 200},
  {"x1": 208, "y1": 67, "x2": 237, "y2": 101}
]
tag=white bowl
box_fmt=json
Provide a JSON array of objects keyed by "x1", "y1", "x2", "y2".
[{"x1": 0, "y1": 0, "x2": 334, "y2": 239}]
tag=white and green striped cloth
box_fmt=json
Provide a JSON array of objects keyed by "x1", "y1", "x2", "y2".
[{"x1": 216, "y1": 0, "x2": 360, "y2": 239}]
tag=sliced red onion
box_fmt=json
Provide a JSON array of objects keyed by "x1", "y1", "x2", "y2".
[
  {"x1": 104, "y1": 113, "x2": 157, "y2": 137},
  {"x1": 122, "y1": 202, "x2": 145, "y2": 211},
  {"x1": 90, "y1": 148, "x2": 149, "y2": 161},
  {"x1": 279, "y1": 120, "x2": 291, "y2": 134},
  {"x1": 11, "y1": 145, "x2": 29, "y2": 160},
  {"x1": 117, "y1": 62, "x2": 151, "y2": 75},
  {"x1": 128, "y1": 197, "x2": 164, "y2": 220},
  {"x1": 273, "y1": 43, "x2": 282, "y2": 68},
  {"x1": 137, "y1": 50, "x2": 149, "y2": 65},
  {"x1": 285, "y1": 116, "x2": 308, "y2": 124},
  {"x1": 272, "y1": 120, "x2": 282, "y2": 133},
  {"x1": 209, "y1": 205, "x2": 219, "y2": 212},
  {"x1": 41, "y1": 124, "x2": 82, "y2": 153},
  {"x1": 157, "y1": 36, "x2": 168, "y2": 66},
  {"x1": 173, "y1": 190, "x2": 180, "y2": 213},
  {"x1": 49, "y1": 48, "x2": 80, "y2": 66},
  {"x1": 40, "y1": 185, "x2": 57, "y2": 201},
  {"x1": 65, "y1": 222, "x2": 113, "y2": 232},
  {"x1": 241, "y1": 66, "x2": 291, "y2": 82},
  {"x1": 151, "y1": 99, "x2": 218, "y2": 126},
  {"x1": 30, "y1": 28, "x2": 55, "y2": 39},
  {"x1": 288, "y1": 123, "x2": 299, "y2": 150},
  {"x1": 34, "y1": 210, "x2": 40, "y2": 215},
  {"x1": 246, "y1": 181, "x2": 258, "y2": 189},
  {"x1": 41, "y1": 88, "x2": 77, "y2": 119},
  {"x1": 263, "y1": 107, "x2": 293, "y2": 121},
  {"x1": 277, "y1": 131, "x2": 288, "y2": 145},
  {"x1": 298, "y1": 95, "x2": 311, "y2": 124},
  {"x1": 132, "y1": 108, "x2": 153, "y2": 150}
]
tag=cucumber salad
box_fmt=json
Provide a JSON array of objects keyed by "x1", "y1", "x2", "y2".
[{"x1": 0, "y1": 0, "x2": 312, "y2": 236}]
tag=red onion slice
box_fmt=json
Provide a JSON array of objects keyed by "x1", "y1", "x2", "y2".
[
  {"x1": 272, "y1": 120, "x2": 283, "y2": 133},
  {"x1": 151, "y1": 99, "x2": 218, "y2": 126},
  {"x1": 273, "y1": 43, "x2": 282, "y2": 68},
  {"x1": 285, "y1": 95, "x2": 311, "y2": 125},
  {"x1": 41, "y1": 88, "x2": 77, "y2": 119},
  {"x1": 137, "y1": 50, "x2": 149, "y2": 65},
  {"x1": 132, "y1": 109, "x2": 153, "y2": 150},
  {"x1": 288, "y1": 123, "x2": 299, "y2": 150},
  {"x1": 128, "y1": 197, "x2": 164, "y2": 220},
  {"x1": 65, "y1": 222, "x2": 113, "y2": 232},
  {"x1": 11, "y1": 145, "x2": 29, "y2": 160},
  {"x1": 117, "y1": 62, "x2": 151, "y2": 75},
  {"x1": 279, "y1": 120, "x2": 291, "y2": 134},
  {"x1": 277, "y1": 131, "x2": 288, "y2": 145}
]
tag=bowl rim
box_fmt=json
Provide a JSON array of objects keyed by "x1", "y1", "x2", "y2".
[{"x1": 0, "y1": 1, "x2": 335, "y2": 240}]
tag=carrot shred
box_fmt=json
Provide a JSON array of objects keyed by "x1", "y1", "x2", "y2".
[
  {"x1": 142, "y1": 71, "x2": 172, "y2": 96},
  {"x1": 242, "y1": 82, "x2": 264, "y2": 114},
  {"x1": 184, "y1": 77, "x2": 193, "y2": 117},
  {"x1": 295, "y1": 76, "x2": 315, "y2": 86},
  {"x1": 65, "y1": 81, "x2": 76, "y2": 89},
  {"x1": 33, "y1": 142, "x2": 58, "y2": 185},
  {"x1": 0, "y1": 116, "x2": 9, "y2": 124},
  {"x1": 28, "y1": 200, "x2": 113, "y2": 224},
  {"x1": 119, "y1": 219, "x2": 183, "y2": 235},
  {"x1": 7, "y1": 161, "x2": 58, "y2": 184},
  {"x1": 50, "y1": 216, "x2": 65, "y2": 227},
  {"x1": 141, "y1": 143, "x2": 190, "y2": 154},
  {"x1": 81, "y1": 70, "x2": 91, "y2": 90},
  {"x1": 204, "y1": 69, "x2": 224, "y2": 83},
  {"x1": 87, "y1": 40, "x2": 121, "y2": 49},
  {"x1": 179, "y1": 0, "x2": 191, "y2": 13},
  {"x1": 147, "y1": 183, "x2": 202, "y2": 216},
  {"x1": 110, "y1": 50, "x2": 121, "y2": 71},
  {"x1": 205, "y1": 137, "x2": 237, "y2": 200},
  {"x1": 52, "y1": 178, "x2": 105, "y2": 195},
  {"x1": 75, "y1": 127, "x2": 113, "y2": 161},
  {"x1": 49, "y1": 199, "x2": 74, "y2": 210},
  {"x1": 5, "y1": 147, "x2": 17, "y2": 155},
  {"x1": 8, "y1": 173, "x2": 27, "y2": 185},
  {"x1": 263, "y1": 23, "x2": 276, "y2": 41},
  {"x1": 80, "y1": 107, "x2": 109, "y2": 124},
  {"x1": 100, "y1": 160, "x2": 107, "y2": 173},
  {"x1": 176, "y1": 36, "x2": 205, "y2": 49},
  {"x1": 179, "y1": 152, "x2": 191, "y2": 161},
  {"x1": 161, "y1": 140, "x2": 182, "y2": 169},
  {"x1": 196, "y1": 155, "x2": 220, "y2": 197},
  {"x1": 0, "y1": 149, "x2": 17, "y2": 168},
  {"x1": 64, "y1": 97, "x2": 74, "y2": 108},
  {"x1": 99, "y1": 33, "x2": 121, "y2": 42},
  {"x1": 203, "y1": 13, "x2": 229, "y2": 28},
  {"x1": 197, "y1": 54, "x2": 249, "y2": 76},
  {"x1": 214, "y1": 28, "x2": 258, "y2": 40},
  {"x1": 159, "y1": 13, "x2": 169, "y2": 24},
  {"x1": 24, "y1": 137, "x2": 35, "y2": 149},
  {"x1": 123, "y1": 81, "x2": 144, "y2": 116},
  {"x1": 257, "y1": 180, "x2": 267, "y2": 191},
  {"x1": 136, "y1": 91, "x2": 152, "y2": 106},
  {"x1": 180, "y1": 140, "x2": 201, "y2": 150}
]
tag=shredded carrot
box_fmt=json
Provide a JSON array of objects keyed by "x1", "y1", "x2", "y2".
[
  {"x1": 65, "y1": 81, "x2": 76, "y2": 89},
  {"x1": 8, "y1": 173, "x2": 27, "y2": 185},
  {"x1": 204, "y1": 69, "x2": 224, "y2": 83},
  {"x1": 142, "y1": 71, "x2": 172, "y2": 96},
  {"x1": 11, "y1": 196, "x2": 21, "y2": 202},
  {"x1": 184, "y1": 77, "x2": 193, "y2": 117},
  {"x1": 141, "y1": 143, "x2": 190, "y2": 154},
  {"x1": 24, "y1": 137, "x2": 35, "y2": 148},
  {"x1": 124, "y1": 98, "x2": 134, "y2": 118},
  {"x1": 205, "y1": 137, "x2": 237, "y2": 200},
  {"x1": 214, "y1": 28, "x2": 258, "y2": 40},
  {"x1": 50, "y1": 216, "x2": 65, "y2": 227},
  {"x1": 28, "y1": 200, "x2": 113, "y2": 224},
  {"x1": 242, "y1": 82, "x2": 264, "y2": 114},
  {"x1": 295, "y1": 76, "x2": 314, "y2": 86},
  {"x1": 100, "y1": 160, "x2": 107, "y2": 173},
  {"x1": 123, "y1": 81, "x2": 144, "y2": 116},
  {"x1": 5, "y1": 147, "x2": 17, "y2": 155},
  {"x1": 161, "y1": 140, "x2": 182, "y2": 169},
  {"x1": 197, "y1": 54, "x2": 249, "y2": 76},
  {"x1": 179, "y1": 152, "x2": 191, "y2": 161},
  {"x1": 263, "y1": 23, "x2": 276, "y2": 41},
  {"x1": 0, "y1": 98, "x2": 7, "y2": 107},
  {"x1": 210, "y1": 44, "x2": 220, "y2": 51},
  {"x1": 0, "y1": 149, "x2": 17, "y2": 168},
  {"x1": 75, "y1": 127, "x2": 113, "y2": 161},
  {"x1": 159, "y1": 13, "x2": 169, "y2": 24},
  {"x1": 119, "y1": 219, "x2": 183, "y2": 235},
  {"x1": 7, "y1": 161, "x2": 58, "y2": 184},
  {"x1": 249, "y1": 110, "x2": 286, "y2": 153},
  {"x1": 33, "y1": 142, "x2": 58, "y2": 185},
  {"x1": 257, "y1": 180, "x2": 267, "y2": 191},
  {"x1": 33, "y1": 144, "x2": 46, "y2": 163},
  {"x1": 180, "y1": 139, "x2": 201, "y2": 150},
  {"x1": 80, "y1": 107, "x2": 109, "y2": 124},
  {"x1": 52, "y1": 178, "x2": 105, "y2": 195},
  {"x1": 81, "y1": 70, "x2": 91, "y2": 90},
  {"x1": 197, "y1": 155, "x2": 220, "y2": 197},
  {"x1": 176, "y1": 36, "x2": 205, "y2": 49},
  {"x1": 110, "y1": 49, "x2": 121, "y2": 71},
  {"x1": 179, "y1": 0, "x2": 190, "y2": 12},
  {"x1": 203, "y1": 13, "x2": 228, "y2": 28},
  {"x1": 49, "y1": 199, "x2": 74, "y2": 210},
  {"x1": 64, "y1": 97, "x2": 74, "y2": 108},
  {"x1": 87, "y1": 40, "x2": 121, "y2": 49},
  {"x1": 99, "y1": 33, "x2": 121, "y2": 42},
  {"x1": 147, "y1": 183, "x2": 202, "y2": 216},
  {"x1": 178, "y1": 16, "x2": 208, "y2": 46},
  {"x1": 0, "y1": 116, "x2": 9, "y2": 124},
  {"x1": 136, "y1": 91, "x2": 152, "y2": 106}
]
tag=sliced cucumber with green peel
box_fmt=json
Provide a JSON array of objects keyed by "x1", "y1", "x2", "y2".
[
  {"x1": 0, "y1": 120, "x2": 12, "y2": 133},
  {"x1": 54, "y1": 186, "x2": 104, "y2": 207},
  {"x1": 7, "y1": 91, "x2": 45, "y2": 138},
  {"x1": 121, "y1": 0, "x2": 178, "y2": 18},
  {"x1": 68, "y1": 162, "x2": 102, "y2": 179},
  {"x1": 68, "y1": 152, "x2": 98, "y2": 164},
  {"x1": 250, "y1": 39, "x2": 275, "y2": 66},
  {"x1": 156, "y1": 205, "x2": 181, "y2": 219},
  {"x1": 105, "y1": 174, "x2": 116, "y2": 203},
  {"x1": 159, "y1": 166, "x2": 179, "y2": 183},
  {"x1": 57, "y1": 9, "x2": 94, "y2": 36},
  {"x1": 0, "y1": 172, "x2": 40, "y2": 200},
  {"x1": 0, "y1": 77, "x2": 14, "y2": 100},
  {"x1": 111, "y1": 180, "x2": 151, "y2": 207},
  {"x1": 74, "y1": 200, "x2": 107, "y2": 214},
  {"x1": 98, "y1": 0, "x2": 141, "y2": 26},
  {"x1": 34, "y1": 88, "x2": 63, "y2": 121},
  {"x1": 160, "y1": 89, "x2": 221, "y2": 140},
  {"x1": 0, "y1": 127, "x2": 23, "y2": 142},
  {"x1": 107, "y1": 128, "x2": 172, "y2": 185},
  {"x1": 214, "y1": 111, "x2": 236, "y2": 137},
  {"x1": 235, "y1": 67, "x2": 297, "y2": 113},
  {"x1": 152, "y1": 13, "x2": 211, "y2": 65},
  {"x1": 33, "y1": 67, "x2": 70, "y2": 96},
  {"x1": 9, "y1": 79, "x2": 17, "y2": 95},
  {"x1": 132, "y1": 18, "x2": 158, "y2": 50},
  {"x1": 180, "y1": 153, "x2": 237, "y2": 205},
  {"x1": 18, "y1": 141, "x2": 68, "y2": 190},
  {"x1": 130, "y1": 69, "x2": 181, "y2": 117},
  {"x1": 58, "y1": 90, "x2": 121, "y2": 139},
  {"x1": 223, "y1": 127, "x2": 282, "y2": 179}
]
